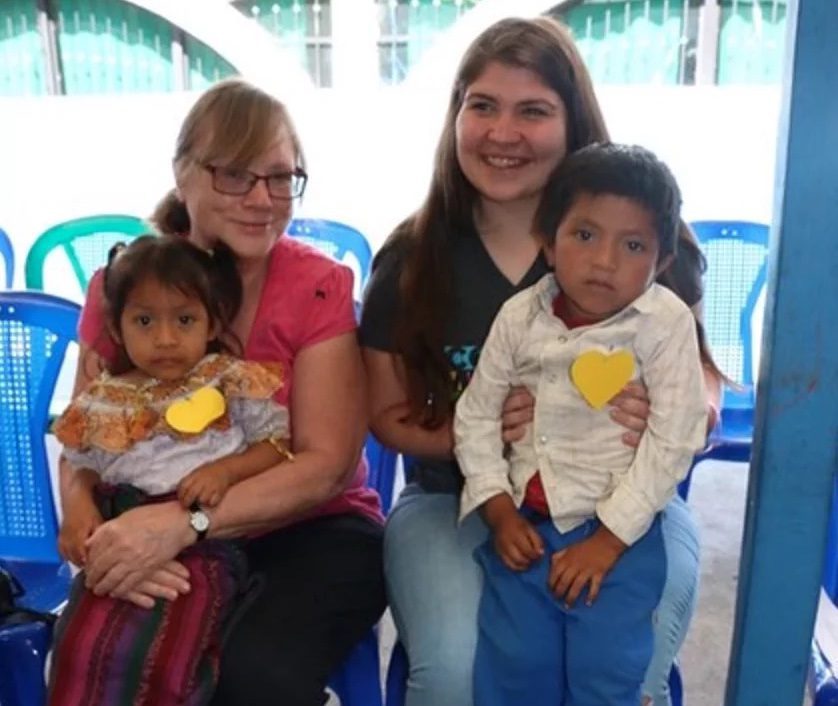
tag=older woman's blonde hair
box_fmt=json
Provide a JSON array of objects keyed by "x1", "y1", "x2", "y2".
[{"x1": 152, "y1": 78, "x2": 304, "y2": 235}]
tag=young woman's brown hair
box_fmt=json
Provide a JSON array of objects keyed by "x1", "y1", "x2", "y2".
[{"x1": 379, "y1": 16, "x2": 721, "y2": 427}]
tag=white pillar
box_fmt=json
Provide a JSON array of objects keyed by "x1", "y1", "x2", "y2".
[{"x1": 330, "y1": 0, "x2": 379, "y2": 91}]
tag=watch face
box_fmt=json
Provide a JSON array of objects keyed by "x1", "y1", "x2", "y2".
[{"x1": 191, "y1": 510, "x2": 210, "y2": 533}]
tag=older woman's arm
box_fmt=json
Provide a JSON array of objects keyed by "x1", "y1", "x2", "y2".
[
  {"x1": 84, "y1": 331, "x2": 367, "y2": 597},
  {"x1": 208, "y1": 330, "x2": 367, "y2": 533}
]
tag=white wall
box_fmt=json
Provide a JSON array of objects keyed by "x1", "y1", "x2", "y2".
[{"x1": 0, "y1": 85, "x2": 781, "y2": 298}]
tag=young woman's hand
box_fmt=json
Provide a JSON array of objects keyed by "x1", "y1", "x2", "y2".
[
  {"x1": 502, "y1": 383, "x2": 650, "y2": 448},
  {"x1": 608, "y1": 381, "x2": 651, "y2": 448},
  {"x1": 177, "y1": 462, "x2": 231, "y2": 508},
  {"x1": 548, "y1": 525, "x2": 626, "y2": 607},
  {"x1": 501, "y1": 386, "x2": 534, "y2": 444}
]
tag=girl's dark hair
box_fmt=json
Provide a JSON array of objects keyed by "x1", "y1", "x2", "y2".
[
  {"x1": 101, "y1": 235, "x2": 242, "y2": 374},
  {"x1": 374, "y1": 16, "x2": 724, "y2": 427}
]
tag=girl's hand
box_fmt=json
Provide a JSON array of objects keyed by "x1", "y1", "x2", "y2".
[
  {"x1": 501, "y1": 386, "x2": 534, "y2": 444},
  {"x1": 177, "y1": 463, "x2": 231, "y2": 508},
  {"x1": 609, "y1": 381, "x2": 651, "y2": 448},
  {"x1": 548, "y1": 525, "x2": 626, "y2": 607},
  {"x1": 58, "y1": 496, "x2": 103, "y2": 567},
  {"x1": 84, "y1": 501, "x2": 195, "y2": 599}
]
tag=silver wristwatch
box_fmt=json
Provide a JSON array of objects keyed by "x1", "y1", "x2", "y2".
[{"x1": 188, "y1": 502, "x2": 210, "y2": 541}]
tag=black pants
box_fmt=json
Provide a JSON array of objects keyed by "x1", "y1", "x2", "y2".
[{"x1": 209, "y1": 513, "x2": 385, "y2": 706}]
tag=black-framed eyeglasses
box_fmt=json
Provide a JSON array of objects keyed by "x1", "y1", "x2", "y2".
[{"x1": 201, "y1": 163, "x2": 307, "y2": 200}]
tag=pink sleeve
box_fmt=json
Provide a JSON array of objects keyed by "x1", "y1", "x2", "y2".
[
  {"x1": 297, "y1": 264, "x2": 357, "y2": 349},
  {"x1": 78, "y1": 269, "x2": 118, "y2": 363}
]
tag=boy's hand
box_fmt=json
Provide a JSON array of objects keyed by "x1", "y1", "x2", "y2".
[
  {"x1": 58, "y1": 495, "x2": 103, "y2": 567},
  {"x1": 177, "y1": 463, "x2": 230, "y2": 508},
  {"x1": 494, "y1": 513, "x2": 545, "y2": 571},
  {"x1": 482, "y1": 494, "x2": 544, "y2": 571},
  {"x1": 548, "y1": 524, "x2": 626, "y2": 607}
]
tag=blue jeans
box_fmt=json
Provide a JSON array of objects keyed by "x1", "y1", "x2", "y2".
[{"x1": 384, "y1": 486, "x2": 698, "y2": 706}]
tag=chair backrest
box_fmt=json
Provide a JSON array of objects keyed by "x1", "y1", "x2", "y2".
[
  {"x1": 364, "y1": 435, "x2": 398, "y2": 515},
  {"x1": 0, "y1": 292, "x2": 81, "y2": 563},
  {"x1": 690, "y1": 220, "x2": 770, "y2": 407},
  {"x1": 0, "y1": 227, "x2": 13, "y2": 288},
  {"x1": 287, "y1": 219, "x2": 373, "y2": 295},
  {"x1": 24, "y1": 215, "x2": 150, "y2": 293}
]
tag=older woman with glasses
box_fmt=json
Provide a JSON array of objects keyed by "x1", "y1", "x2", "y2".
[{"x1": 57, "y1": 78, "x2": 385, "y2": 706}]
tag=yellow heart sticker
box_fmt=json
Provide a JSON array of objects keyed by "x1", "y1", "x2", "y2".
[
  {"x1": 165, "y1": 386, "x2": 227, "y2": 434},
  {"x1": 570, "y1": 349, "x2": 636, "y2": 410}
]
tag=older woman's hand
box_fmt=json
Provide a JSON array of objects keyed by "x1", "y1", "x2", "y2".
[
  {"x1": 120, "y1": 562, "x2": 192, "y2": 609},
  {"x1": 608, "y1": 381, "x2": 651, "y2": 448},
  {"x1": 84, "y1": 501, "x2": 195, "y2": 601}
]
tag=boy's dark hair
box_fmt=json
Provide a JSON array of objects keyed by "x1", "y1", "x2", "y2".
[
  {"x1": 101, "y1": 235, "x2": 242, "y2": 374},
  {"x1": 535, "y1": 142, "x2": 682, "y2": 260}
]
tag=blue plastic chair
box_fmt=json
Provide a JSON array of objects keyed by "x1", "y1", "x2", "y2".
[
  {"x1": 326, "y1": 433, "x2": 400, "y2": 706},
  {"x1": 0, "y1": 227, "x2": 13, "y2": 288},
  {"x1": 676, "y1": 220, "x2": 770, "y2": 500},
  {"x1": 287, "y1": 218, "x2": 373, "y2": 296},
  {"x1": 366, "y1": 436, "x2": 399, "y2": 515},
  {"x1": 0, "y1": 292, "x2": 80, "y2": 706}
]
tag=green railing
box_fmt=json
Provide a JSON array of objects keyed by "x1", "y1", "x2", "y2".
[
  {"x1": 0, "y1": 0, "x2": 789, "y2": 95},
  {"x1": 56, "y1": 0, "x2": 174, "y2": 93},
  {"x1": 717, "y1": 0, "x2": 786, "y2": 84},
  {"x1": 558, "y1": 0, "x2": 693, "y2": 85},
  {"x1": 376, "y1": 0, "x2": 479, "y2": 84},
  {"x1": 232, "y1": 0, "x2": 332, "y2": 86},
  {"x1": 0, "y1": 0, "x2": 48, "y2": 96}
]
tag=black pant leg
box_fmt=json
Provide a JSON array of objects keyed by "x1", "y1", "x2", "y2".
[{"x1": 210, "y1": 514, "x2": 385, "y2": 706}]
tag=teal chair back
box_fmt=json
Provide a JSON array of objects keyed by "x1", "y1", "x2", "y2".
[{"x1": 25, "y1": 215, "x2": 150, "y2": 293}]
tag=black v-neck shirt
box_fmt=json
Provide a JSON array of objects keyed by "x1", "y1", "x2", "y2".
[{"x1": 360, "y1": 232, "x2": 547, "y2": 493}]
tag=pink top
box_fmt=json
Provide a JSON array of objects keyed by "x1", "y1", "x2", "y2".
[{"x1": 79, "y1": 235, "x2": 383, "y2": 525}]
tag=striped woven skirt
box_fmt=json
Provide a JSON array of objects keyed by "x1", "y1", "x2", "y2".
[{"x1": 47, "y1": 485, "x2": 248, "y2": 706}]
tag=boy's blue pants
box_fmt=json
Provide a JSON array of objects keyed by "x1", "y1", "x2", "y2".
[{"x1": 473, "y1": 513, "x2": 666, "y2": 706}]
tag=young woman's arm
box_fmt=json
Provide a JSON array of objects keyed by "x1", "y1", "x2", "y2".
[
  {"x1": 83, "y1": 331, "x2": 367, "y2": 598},
  {"x1": 363, "y1": 347, "x2": 454, "y2": 459}
]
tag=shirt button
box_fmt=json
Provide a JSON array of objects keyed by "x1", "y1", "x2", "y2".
[
  {"x1": 539, "y1": 435, "x2": 548, "y2": 444},
  {"x1": 557, "y1": 335, "x2": 567, "y2": 343}
]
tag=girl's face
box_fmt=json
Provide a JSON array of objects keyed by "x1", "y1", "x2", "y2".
[
  {"x1": 115, "y1": 277, "x2": 216, "y2": 381},
  {"x1": 455, "y1": 61, "x2": 568, "y2": 210},
  {"x1": 177, "y1": 129, "x2": 298, "y2": 262}
]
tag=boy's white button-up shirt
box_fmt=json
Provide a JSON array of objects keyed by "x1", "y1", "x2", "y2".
[{"x1": 454, "y1": 274, "x2": 708, "y2": 545}]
